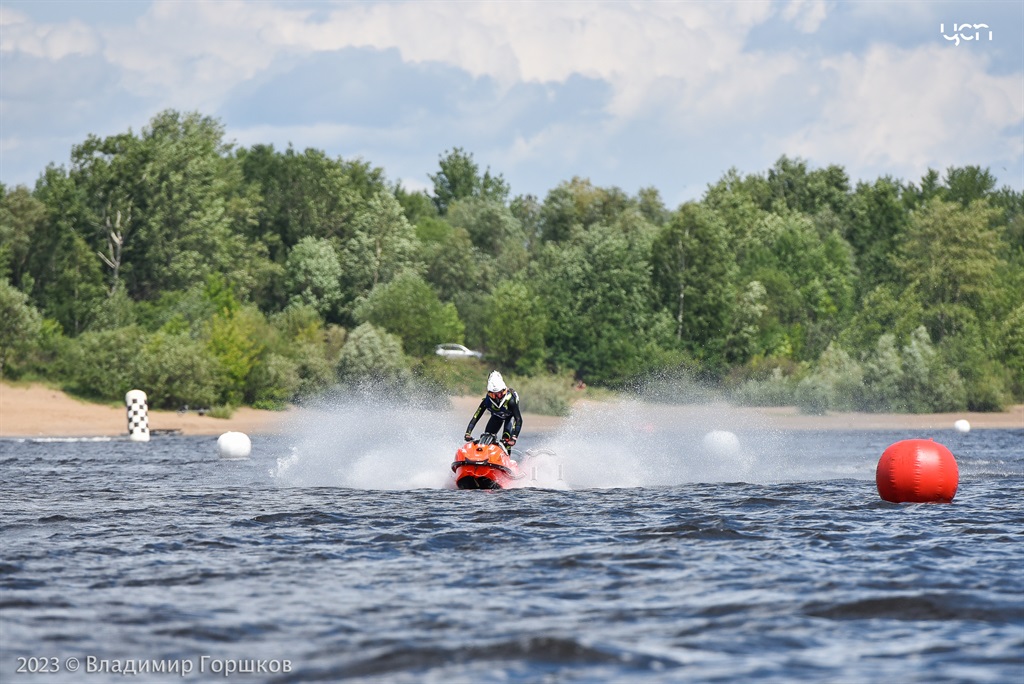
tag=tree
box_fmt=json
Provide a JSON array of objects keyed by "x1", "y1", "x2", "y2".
[
  {"x1": 416, "y1": 217, "x2": 481, "y2": 303},
  {"x1": 483, "y1": 281, "x2": 548, "y2": 374},
  {"x1": 237, "y1": 145, "x2": 386, "y2": 256},
  {"x1": 900, "y1": 198, "x2": 1001, "y2": 339},
  {"x1": 339, "y1": 191, "x2": 421, "y2": 319},
  {"x1": 447, "y1": 197, "x2": 528, "y2": 269},
  {"x1": 538, "y1": 177, "x2": 636, "y2": 243},
  {"x1": 336, "y1": 322, "x2": 410, "y2": 385},
  {"x1": 0, "y1": 279, "x2": 42, "y2": 378},
  {"x1": 651, "y1": 203, "x2": 737, "y2": 364},
  {"x1": 52, "y1": 110, "x2": 267, "y2": 302},
  {"x1": 429, "y1": 147, "x2": 509, "y2": 215},
  {"x1": 393, "y1": 181, "x2": 437, "y2": 224},
  {"x1": 943, "y1": 165, "x2": 997, "y2": 207},
  {"x1": 285, "y1": 236, "x2": 344, "y2": 319},
  {"x1": 0, "y1": 185, "x2": 48, "y2": 289},
  {"x1": 1000, "y1": 305, "x2": 1024, "y2": 397},
  {"x1": 847, "y1": 177, "x2": 910, "y2": 293},
  {"x1": 354, "y1": 271, "x2": 464, "y2": 357},
  {"x1": 203, "y1": 305, "x2": 265, "y2": 405},
  {"x1": 741, "y1": 212, "x2": 857, "y2": 361},
  {"x1": 533, "y1": 223, "x2": 672, "y2": 384},
  {"x1": 764, "y1": 156, "x2": 850, "y2": 217}
]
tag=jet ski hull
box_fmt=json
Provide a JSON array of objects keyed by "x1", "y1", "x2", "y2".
[{"x1": 452, "y1": 439, "x2": 522, "y2": 490}]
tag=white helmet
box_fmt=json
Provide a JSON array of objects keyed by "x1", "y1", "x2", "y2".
[{"x1": 487, "y1": 370, "x2": 507, "y2": 394}]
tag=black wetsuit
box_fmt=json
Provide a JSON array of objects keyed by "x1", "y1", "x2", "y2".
[{"x1": 466, "y1": 390, "x2": 523, "y2": 444}]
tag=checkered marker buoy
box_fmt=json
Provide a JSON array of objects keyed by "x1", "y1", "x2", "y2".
[{"x1": 126, "y1": 389, "x2": 150, "y2": 442}]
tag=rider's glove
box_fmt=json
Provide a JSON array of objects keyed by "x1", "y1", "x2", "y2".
[{"x1": 464, "y1": 432, "x2": 473, "y2": 442}]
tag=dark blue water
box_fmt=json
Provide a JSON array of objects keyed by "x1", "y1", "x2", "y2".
[{"x1": 1, "y1": 406, "x2": 1022, "y2": 682}]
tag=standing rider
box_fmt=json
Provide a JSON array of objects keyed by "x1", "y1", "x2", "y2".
[{"x1": 465, "y1": 371, "x2": 523, "y2": 454}]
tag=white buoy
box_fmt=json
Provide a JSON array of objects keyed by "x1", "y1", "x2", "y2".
[
  {"x1": 218, "y1": 431, "x2": 252, "y2": 459},
  {"x1": 953, "y1": 419, "x2": 971, "y2": 434},
  {"x1": 125, "y1": 390, "x2": 150, "y2": 442},
  {"x1": 702, "y1": 430, "x2": 741, "y2": 457}
]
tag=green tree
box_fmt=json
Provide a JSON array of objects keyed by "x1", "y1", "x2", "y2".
[
  {"x1": 839, "y1": 283, "x2": 924, "y2": 354},
  {"x1": 237, "y1": 144, "x2": 385, "y2": 257},
  {"x1": 447, "y1": 197, "x2": 528, "y2": 269},
  {"x1": 900, "y1": 198, "x2": 1001, "y2": 339},
  {"x1": 285, "y1": 236, "x2": 344, "y2": 319},
  {"x1": 336, "y1": 322, "x2": 410, "y2": 385},
  {"x1": 416, "y1": 217, "x2": 481, "y2": 303},
  {"x1": 0, "y1": 279, "x2": 42, "y2": 378},
  {"x1": 795, "y1": 343, "x2": 864, "y2": 414},
  {"x1": 203, "y1": 306, "x2": 265, "y2": 405},
  {"x1": 943, "y1": 165, "x2": 997, "y2": 207},
  {"x1": 538, "y1": 177, "x2": 635, "y2": 243},
  {"x1": 354, "y1": 271, "x2": 464, "y2": 357},
  {"x1": 27, "y1": 167, "x2": 107, "y2": 334},
  {"x1": 0, "y1": 185, "x2": 48, "y2": 289},
  {"x1": 483, "y1": 281, "x2": 548, "y2": 374},
  {"x1": 743, "y1": 212, "x2": 857, "y2": 360},
  {"x1": 651, "y1": 203, "x2": 737, "y2": 364},
  {"x1": 60, "y1": 327, "x2": 145, "y2": 401},
  {"x1": 393, "y1": 181, "x2": 437, "y2": 225},
  {"x1": 1000, "y1": 304, "x2": 1024, "y2": 397},
  {"x1": 429, "y1": 147, "x2": 510, "y2": 215},
  {"x1": 847, "y1": 177, "x2": 910, "y2": 293},
  {"x1": 339, "y1": 191, "x2": 421, "y2": 319},
  {"x1": 533, "y1": 222, "x2": 672, "y2": 384},
  {"x1": 764, "y1": 156, "x2": 850, "y2": 217}
]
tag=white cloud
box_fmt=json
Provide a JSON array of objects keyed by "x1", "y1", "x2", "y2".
[
  {"x1": 778, "y1": 44, "x2": 1023, "y2": 180},
  {"x1": 0, "y1": 8, "x2": 98, "y2": 60},
  {"x1": 43, "y1": 2, "x2": 788, "y2": 124},
  {"x1": 782, "y1": 0, "x2": 829, "y2": 34},
  {"x1": 0, "y1": 1, "x2": 1020, "y2": 194}
]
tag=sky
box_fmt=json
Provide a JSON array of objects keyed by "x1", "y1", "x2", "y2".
[{"x1": 1, "y1": 0, "x2": 1022, "y2": 207}]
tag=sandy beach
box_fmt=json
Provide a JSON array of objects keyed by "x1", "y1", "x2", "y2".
[{"x1": 1, "y1": 382, "x2": 1020, "y2": 438}]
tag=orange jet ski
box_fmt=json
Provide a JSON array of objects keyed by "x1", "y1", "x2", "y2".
[{"x1": 452, "y1": 433, "x2": 524, "y2": 489}]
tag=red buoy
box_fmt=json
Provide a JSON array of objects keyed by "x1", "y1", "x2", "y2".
[{"x1": 876, "y1": 439, "x2": 959, "y2": 503}]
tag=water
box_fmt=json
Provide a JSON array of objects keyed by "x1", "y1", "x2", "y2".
[{"x1": 1, "y1": 398, "x2": 1022, "y2": 683}]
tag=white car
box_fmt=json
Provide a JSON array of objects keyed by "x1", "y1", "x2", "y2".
[{"x1": 435, "y1": 343, "x2": 484, "y2": 360}]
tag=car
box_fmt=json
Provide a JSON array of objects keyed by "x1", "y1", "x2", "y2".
[{"x1": 435, "y1": 343, "x2": 484, "y2": 360}]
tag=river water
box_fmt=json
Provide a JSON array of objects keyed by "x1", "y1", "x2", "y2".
[{"x1": 1, "y1": 397, "x2": 1022, "y2": 683}]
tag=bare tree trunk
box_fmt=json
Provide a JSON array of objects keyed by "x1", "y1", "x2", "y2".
[{"x1": 97, "y1": 207, "x2": 130, "y2": 295}]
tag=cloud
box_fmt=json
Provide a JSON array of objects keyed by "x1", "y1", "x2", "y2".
[
  {"x1": 0, "y1": 9, "x2": 99, "y2": 60},
  {"x1": 777, "y1": 43, "x2": 1024, "y2": 181},
  {"x1": 782, "y1": 0, "x2": 829, "y2": 34},
  {"x1": 37, "y1": 2, "x2": 788, "y2": 123},
  {"x1": 0, "y1": 1, "x2": 1020, "y2": 197}
]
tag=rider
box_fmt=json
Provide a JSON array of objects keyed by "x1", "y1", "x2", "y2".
[{"x1": 465, "y1": 370, "x2": 523, "y2": 453}]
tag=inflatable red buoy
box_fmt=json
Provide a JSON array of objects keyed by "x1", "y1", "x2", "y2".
[{"x1": 876, "y1": 439, "x2": 959, "y2": 503}]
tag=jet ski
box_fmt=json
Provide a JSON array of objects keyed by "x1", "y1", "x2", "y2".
[{"x1": 451, "y1": 433, "x2": 524, "y2": 489}]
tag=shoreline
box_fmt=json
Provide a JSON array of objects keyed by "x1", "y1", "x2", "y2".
[{"x1": 1, "y1": 382, "x2": 1020, "y2": 438}]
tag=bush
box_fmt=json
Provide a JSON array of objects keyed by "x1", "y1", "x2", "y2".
[
  {"x1": 137, "y1": 331, "x2": 219, "y2": 409},
  {"x1": 780, "y1": 344, "x2": 864, "y2": 414},
  {"x1": 246, "y1": 352, "x2": 301, "y2": 408},
  {"x1": 509, "y1": 373, "x2": 574, "y2": 417},
  {"x1": 206, "y1": 404, "x2": 234, "y2": 419},
  {"x1": 60, "y1": 327, "x2": 146, "y2": 401},
  {"x1": 336, "y1": 322, "x2": 411, "y2": 387},
  {"x1": 861, "y1": 327, "x2": 967, "y2": 413},
  {"x1": 414, "y1": 356, "x2": 488, "y2": 395},
  {"x1": 355, "y1": 271, "x2": 464, "y2": 357},
  {"x1": 732, "y1": 367, "x2": 797, "y2": 406},
  {"x1": 203, "y1": 306, "x2": 264, "y2": 405}
]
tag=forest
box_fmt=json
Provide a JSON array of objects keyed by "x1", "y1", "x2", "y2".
[{"x1": 1, "y1": 110, "x2": 1021, "y2": 415}]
